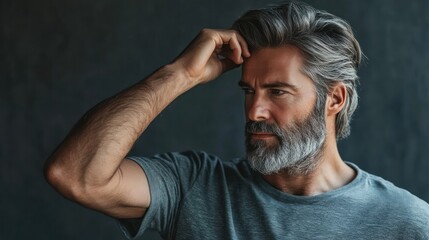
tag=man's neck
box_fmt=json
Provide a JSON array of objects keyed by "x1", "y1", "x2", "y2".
[{"x1": 261, "y1": 144, "x2": 356, "y2": 196}]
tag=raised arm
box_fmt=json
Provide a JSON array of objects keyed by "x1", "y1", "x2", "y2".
[{"x1": 44, "y1": 29, "x2": 250, "y2": 219}]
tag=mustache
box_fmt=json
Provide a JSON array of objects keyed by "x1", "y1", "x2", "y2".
[{"x1": 245, "y1": 121, "x2": 284, "y2": 137}]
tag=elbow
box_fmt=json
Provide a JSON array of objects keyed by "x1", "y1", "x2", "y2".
[
  {"x1": 44, "y1": 160, "x2": 63, "y2": 189},
  {"x1": 44, "y1": 157, "x2": 81, "y2": 201},
  {"x1": 43, "y1": 157, "x2": 109, "y2": 208}
]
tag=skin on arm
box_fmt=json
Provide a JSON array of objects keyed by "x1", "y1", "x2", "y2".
[{"x1": 44, "y1": 29, "x2": 250, "y2": 219}]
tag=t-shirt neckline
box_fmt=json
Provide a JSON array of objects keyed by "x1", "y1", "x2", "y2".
[{"x1": 251, "y1": 161, "x2": 364, "y2": 204}]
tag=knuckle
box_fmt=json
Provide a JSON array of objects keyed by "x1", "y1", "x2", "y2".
[
  {"x1": 230, "y1": 32, "x2": 237, "y2": 39},
  {"x1": 200, "y1": 28, "x2": 212, "y2": 35},
  {"x1": 227, "y1": 29, "x2": 238, "y2": 37}
]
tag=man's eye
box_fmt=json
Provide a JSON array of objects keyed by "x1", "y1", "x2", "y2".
[
  {"x1": 270, "y1": 89, "x2": 286, "y2": 96},
  {"x1": 241, "y1": 88, "x2": 254, "y2": 95}
]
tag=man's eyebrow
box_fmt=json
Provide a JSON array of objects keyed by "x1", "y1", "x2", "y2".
[
  {"x1": 262, "y1": 81, "x2": 299, "y2": 91},
  {"x1": 238, "y1": 80, "x2": 299, "y2": 91}
]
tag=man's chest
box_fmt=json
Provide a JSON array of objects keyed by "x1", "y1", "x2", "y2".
[{"x1": 170, "y1": 185, "x2": 398, "y2": 240}]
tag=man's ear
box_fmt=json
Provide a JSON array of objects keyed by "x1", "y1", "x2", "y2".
[{"x1": 326, "y1": 83, "x2": 347, "y2": 116}]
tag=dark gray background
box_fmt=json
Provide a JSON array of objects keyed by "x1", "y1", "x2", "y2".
[{"x1": 2, "y1": 0, "x2": 428, "y2": 239}]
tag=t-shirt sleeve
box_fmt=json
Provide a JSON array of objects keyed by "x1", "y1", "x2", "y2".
[{"x1": 116, "y1": 151, "x2": 212, "y2": 239}]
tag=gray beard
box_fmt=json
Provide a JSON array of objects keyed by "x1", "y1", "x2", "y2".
[{"x1": 245, "y1": 105, "x2": 327, "y2": 176}]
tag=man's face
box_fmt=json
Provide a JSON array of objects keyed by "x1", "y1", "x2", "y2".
[{"x1": 239, "y1": 46, "x2": 327, "y2": 175}]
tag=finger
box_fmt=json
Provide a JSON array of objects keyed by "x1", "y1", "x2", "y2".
[
  {"x1": 221, "y1": 30, "x2": 251, "y2": 62},
  {"x1": 217, "y1": 44, "x2": 234, "y2": 60},
  {"x1": 215, "y1": 31, "x2": 243, "y2": 64},
  {"x1": 221, "y1": 58, "x2": 240, "y2": 73},
  {"x1": 234, "y1": 32, "x2": 251, "y2": 58},
  {"x1": 227, "y1": 35, "x2": 244, "y2": 64}
]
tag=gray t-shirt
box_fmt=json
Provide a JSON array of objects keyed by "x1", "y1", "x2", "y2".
[{"x1": 118, "y1": 151, "x2": 429, "y2": 239}]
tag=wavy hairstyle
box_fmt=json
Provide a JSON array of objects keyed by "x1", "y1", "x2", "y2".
[{"x1": 232, "y1": 1, "x2": 362, "y2": 139}]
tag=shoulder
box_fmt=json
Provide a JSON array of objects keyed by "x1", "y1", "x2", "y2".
[
  {"x1": 149, "y1": 150, "x2": 246, "y2": 168},
  {"x1": 356, "y1": 165, "x2": 429, "y2": 234},
  {"x1": 128, "y1": 150, "x2": 247, "y2": 178},
  {"x1": 129, "y1": 150, "x2": 221, "y2": 168},
  {"x1": 364, "y1": 170, "x2": 428, "y2": 207}
]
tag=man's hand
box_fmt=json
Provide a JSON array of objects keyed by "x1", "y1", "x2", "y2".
[{"x1": 173, "y1": 29, "x2": 251, "y2": 85}]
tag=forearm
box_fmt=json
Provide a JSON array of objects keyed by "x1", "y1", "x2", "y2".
[
  {"x1": 45, "y1": 63, "x2": 194, "y2": 192},
  {"x1": 45, "y1": 29, "x2": 249, "y2": 213}
]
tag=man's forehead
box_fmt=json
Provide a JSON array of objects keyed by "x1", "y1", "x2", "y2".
[{"x1": 240, "y1": 46, "x2": 308, "y2": 86}]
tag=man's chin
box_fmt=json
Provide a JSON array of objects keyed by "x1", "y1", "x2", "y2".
[{"x1": 245, "y1": 155, "x2": 286, "y2": 175}]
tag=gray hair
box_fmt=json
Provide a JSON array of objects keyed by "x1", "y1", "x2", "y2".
[{"x1": 232, "y1": 1, "x2": 362, "y2": 139}]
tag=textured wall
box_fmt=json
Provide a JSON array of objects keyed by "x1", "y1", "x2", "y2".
[{"x1": 2, "y1": 0, "x2": 428, "y2": 239}]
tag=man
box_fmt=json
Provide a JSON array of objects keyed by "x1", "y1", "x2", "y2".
[{"x1": 45, "y1": 1, "x2": 429, "y2": 239}]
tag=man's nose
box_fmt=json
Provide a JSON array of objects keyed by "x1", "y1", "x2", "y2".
[{"x1": 246, "y1": 95, "x2": 270, "y2": 121}]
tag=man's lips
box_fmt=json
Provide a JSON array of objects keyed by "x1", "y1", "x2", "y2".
[{"x1": 248, "y1": 132, "x2": 276, "y2": 139}]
